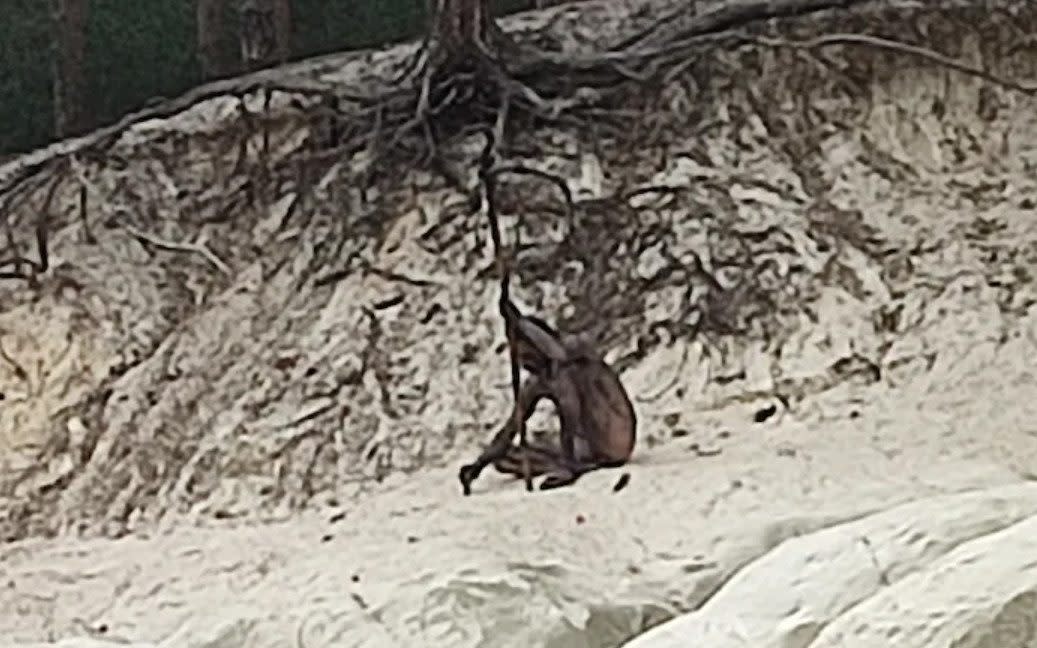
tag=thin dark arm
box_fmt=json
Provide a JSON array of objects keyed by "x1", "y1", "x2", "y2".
[{"x1": 459, "y1": 376, "x2": 549, "y2": 494}]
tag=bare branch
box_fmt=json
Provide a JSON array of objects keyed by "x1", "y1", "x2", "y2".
[
  {"x1": 120, "y1": 223, "x2": 232, "y2": 276},
  {"x1": 753, "y1": 33, "x2": 1037, "y2": 94}
]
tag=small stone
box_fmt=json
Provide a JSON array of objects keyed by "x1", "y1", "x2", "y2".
[{"x1": 754, "y1": 404, "x2": 778, "y2": 423}]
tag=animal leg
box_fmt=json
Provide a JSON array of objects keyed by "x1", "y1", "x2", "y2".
[
  {"x1": 538, "y1": 372, "x2": 595, "y2": 490},
  {"x1": 538, "y1": 439, "x2": 602, "y2": 490},
  {"x1": 491, "y1": 441, "x2": 564, "y2": 477},
  {"x1": 535, "y1": 452, "x2": 605, "y2": 487},
  {"x1": 458, "y1": 377, "x2": 548, "y2": 495},
  {"x1": 492, "y1": 441, "x2": 598, "y2": 490},
  {"x1": 497, "y1": 442, "x2": 598, "y2": 490},
  {"x1": 538, "y1": 462, "x2": 596, "y2": 490}
]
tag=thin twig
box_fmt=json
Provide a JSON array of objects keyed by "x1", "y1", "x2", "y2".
[
  {"x1": 488, "y1": 164, "x2": 575, "y2": 221},
  {"x1": 477, "y1": 128, "x2": 533, "y2": 492},
  {"x1": 614, "y1": 0, "x2": 872, "y2": 51},
  {"x1": 120, "y1": 223, "x2": 231, "y2": 276},
  {"x1": 754, "y1": 33, "x2": 1037, "y2": 94},
  {"x1": 0, "y1": 337, "x2": 29, "y2": 384}
]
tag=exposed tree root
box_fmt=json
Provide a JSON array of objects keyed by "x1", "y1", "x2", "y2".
[
  {"x1": 0, "y1": 0, "x2": 1035, "y2": 291},
  {"x1": 1, "y1": 0, "x2": 1035, "y2": 541}
]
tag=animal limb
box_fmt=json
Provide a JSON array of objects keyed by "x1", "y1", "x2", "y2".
[
  {"x1": 459, "y1": 334, "x2": 637, "y2": 494},
  {"x1": 478, "y1": 126, "x2": 575, "y2": 491},
  {"x1": 465, "y1": 127, "x2": 630, "y2": 495},
  {"x1": 457, "y1": 371, "x2": 596, "y2": 494},
  {"x1": 499, "y1": 271, "x2": 567, "y2": 363},
  {"x1": 476, "y1": 127, "x2": 532, "y2": 489},
  {"x1": 494, "y1": 444, "x2": 599, "y2": 491},
  {"x1": 458, "y1": 376, "x2": 550, "y2": 495}
]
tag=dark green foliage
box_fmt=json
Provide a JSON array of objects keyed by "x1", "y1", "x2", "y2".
[
  {"x1": 0, "y1": 0, "x2": 541, "y2": 156},
  {"x1": 492, "y1": 0, "x2": 534, "y2": 16},
  {"x1": 85, "y1": 0, "x2": 198, "y2": 131},
  {"x1": 0, "y1": 0, "x2": 53, "y2": 155},
  {"x1": 291, "y1": 0, "x2": 426, "y2": 57}
]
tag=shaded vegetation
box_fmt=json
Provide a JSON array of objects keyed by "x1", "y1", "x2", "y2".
[
  {"x1": 0, "y1": 1, "x2": 52, "y2": 156},
  {"x1": 0, "y1": 0, "x2": 534, "y2": 155}
]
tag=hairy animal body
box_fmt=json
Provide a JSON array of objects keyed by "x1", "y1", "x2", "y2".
[
  {"x1": 459, "y1": 127, "x2": 636, "y2": 494},
  {"x1": 458, "y1": 324, "x2": 637, "y2": 494}
]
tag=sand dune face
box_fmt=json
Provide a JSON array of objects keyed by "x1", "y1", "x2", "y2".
[
  {"x1": 625, "y1": 485, "x2": 1037, "y2": 648},
  {"x1": 3, "y1": 1, "x2": 1037, "y2": 647}
]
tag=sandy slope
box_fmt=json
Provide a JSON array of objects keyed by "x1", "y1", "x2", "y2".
[
  {"x1": 4, "y1": 320, "x2": 1037, "y2": 648},
  {"x1": 3, "y1": 1, "x2": 1037, "y2": 647}
]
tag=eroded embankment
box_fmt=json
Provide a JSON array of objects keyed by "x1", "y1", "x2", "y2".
[
  {"x1": 2, "y1": 2, "x2": 1037, "y2": 646},
  {"x1": 0, "y1": 0, "x2": 1032, "y2": 541}
]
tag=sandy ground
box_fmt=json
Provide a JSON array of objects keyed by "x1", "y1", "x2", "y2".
[
  {"x1": 3, "y1": 320, "x2": 1037, "y2": 648},
  {"x1": 3, "y1": 2, "x2": 1037, "y2": 647}
]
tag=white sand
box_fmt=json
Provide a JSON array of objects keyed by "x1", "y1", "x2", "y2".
[
  {"x1": 3, "y1": 2, "x2": 1037, "y2": 647},
  {"x1": 4, "y1": 331, "x2": 1037, "y2": 648}
]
